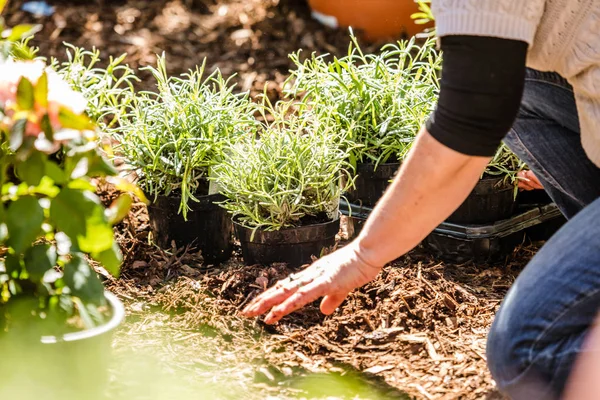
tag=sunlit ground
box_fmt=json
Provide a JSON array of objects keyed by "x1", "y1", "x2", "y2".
[{"x1": 108, "y1": 310, "x2": 409, "y2": 400}]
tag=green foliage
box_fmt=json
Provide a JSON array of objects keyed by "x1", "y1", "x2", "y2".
[
  {"x1": 0, "y1": 56, "x2": 136, "y2": 332},
  {"x1": 51, "y1": 45, "x2": 139, "y2": 129},
  {"x1": 0, "y1": 4, "x2": 41, "y2": 62},
  {"x1": 112, "y1": 55, "x2": 258, "y2": 219},
  {"x1": 288, "y1": 35, "x2": 441, "y2": 168},
  {"x1": 486, "y1": 143, "x2": 527, "y2": 196},
  {"x1": 213, "y1": 101, "x2": 352, "y2": 231},
  {"x1": 411, "y1": 0, "x2": 436, "y2": 37}
]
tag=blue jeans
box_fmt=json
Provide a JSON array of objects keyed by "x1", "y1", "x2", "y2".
[{"x1": 487, "y1": 69, "x2": 600, "y2": 399}]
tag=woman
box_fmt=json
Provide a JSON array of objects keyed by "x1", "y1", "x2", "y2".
[{"x1": 242, "y1": 1, "x2": 600, "y2": 398}]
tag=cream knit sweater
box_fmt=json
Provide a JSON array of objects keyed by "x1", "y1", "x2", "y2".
[{"x1": 432, "y1": 0, "x2": 600, "y2": 167}]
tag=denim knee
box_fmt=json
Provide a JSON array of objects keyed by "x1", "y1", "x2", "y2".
[
  {"x1": 486, "y1": 288, "x2": 561, "y2": 400},
  {"x1": 486, "y1": 289, "x2": 526, "y2": 391}
]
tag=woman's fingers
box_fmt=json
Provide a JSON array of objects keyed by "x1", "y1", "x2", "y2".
[
  {"x1": 320, "y1": 292, "x2": 347, "y2": 315},
  {"x1": 264, "y1": 278, "x2": 329, "y2": 324},
  {"x1": 527, "y1": 171, "x2": 544, "y2": 190},
  {"x1": 518, "y1": 179, "x2": 536, "y2": 191},
  {"x1": 242, "y1": 268, "x2": 318, "y2": 317},
  {"x1": 518, "y1": 170, "x2": 544, "y2": 191}
]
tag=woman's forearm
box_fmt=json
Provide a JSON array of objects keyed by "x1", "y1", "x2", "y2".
[{"x1": 355, "y1": 127, "x2": 492, "y2": 267}]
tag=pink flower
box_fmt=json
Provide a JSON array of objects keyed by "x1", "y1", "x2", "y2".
[{"x1": 0, "y1": 60, "x2": 89, "y2": 151}]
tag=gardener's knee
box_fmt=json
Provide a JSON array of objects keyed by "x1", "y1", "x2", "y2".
[
  {"x1": 486, "y1": 285, "x2": 559, "y2": 399},
  {"x1": 487, "y1": 289, "x2": 529, "y2": 392}
]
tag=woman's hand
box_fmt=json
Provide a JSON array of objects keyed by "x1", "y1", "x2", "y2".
[
  {"x1": 241, "y1": 242, "x2": 382, "y2": 324},
  {"x1": 518, "y1": 170, "x2": 544, "y2": 191}
]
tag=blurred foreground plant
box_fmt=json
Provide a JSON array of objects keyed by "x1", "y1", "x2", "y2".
[{"x1": 0, "y1": 58, "x2": 139, "y2": 333}]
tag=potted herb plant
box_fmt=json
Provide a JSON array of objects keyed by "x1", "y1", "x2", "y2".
[
  {"x1": 51, "y1": 44, "x2": 140, "y2": 131},
  {"x1": 289, "y1": 35, "x2": 441, "y2": 207},
  {"x1": 112, "y1": 56, "x2": 258, "y2": 264},
  {"x1": 0, "y1": 35, "x2": 136, "y2": 400},
  {"x1": 213, "y1": 102, "x2": 352, "y2": 267}
]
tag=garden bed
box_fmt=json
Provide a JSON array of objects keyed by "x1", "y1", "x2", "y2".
[{"x1": 102, "y1": 189, "x2": 529, "y2": 399}]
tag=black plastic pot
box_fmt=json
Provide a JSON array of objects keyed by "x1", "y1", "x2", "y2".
[
  {"x1": 345, "y1": 162, "x2": 401, "y2": 207},
  {"x1": 0, "y1": 292, "x2": 125, "y2": 400},
  {"x1": 234, "y1": 218, "x2": 340, "y2": 268},
  {"x1": 147, "y1": 193, "x2": 233, "y2": 265},
  {"x1": 447, "y1": 176, "x2": 516, "y2": 225},
  {"x1": 517, "y1": 188, "x2": 553, "y2": 206}
]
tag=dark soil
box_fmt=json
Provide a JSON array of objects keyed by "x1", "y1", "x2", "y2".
[{"x1": 296, "y1": 211, "x2": 332, "y2": 227}]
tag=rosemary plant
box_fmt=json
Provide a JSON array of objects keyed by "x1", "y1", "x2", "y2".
[
  {"x1": 213, "y1": 101, "x2": 353, "y2": 232},
  {"x1": 486, "y1": 143, "x2": 527, "y2": 197},
  {"x1": 288, "y1": 34, "x2": 441, "y2": 167},
  {"x1": 51, "y1": 45, "x2": 139, "y2": 130},
  {"x1": 112, "y1": 55, "x2": 258, "y2": 218}
]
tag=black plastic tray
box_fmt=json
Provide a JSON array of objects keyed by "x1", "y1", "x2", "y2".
[{"x1": 340, "y1": 199, "x2": 566, "y2": 263}]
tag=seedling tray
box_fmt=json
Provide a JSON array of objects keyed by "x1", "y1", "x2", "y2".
[{"x1": 339, "y1": 199, "x2": 566, "y2": 263}]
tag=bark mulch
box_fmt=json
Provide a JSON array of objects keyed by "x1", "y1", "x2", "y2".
[{"x1": 102, "y1": 191, "x2": 533, "y2": 400}]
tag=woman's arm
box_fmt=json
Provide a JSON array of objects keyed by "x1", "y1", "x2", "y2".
[{"x1": 355, "y1": 128, "x2": 491, "y2": 266}]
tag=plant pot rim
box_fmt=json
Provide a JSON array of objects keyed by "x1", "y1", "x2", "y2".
[
  {"x1": 233, "y1": 215, "x2": 340, "y2": 233},
  {"x1": 357, "y1": 161, "x2": 402, "y2": 166},
  {"x1": 40, "y1": 292, "x2": 125, "y2": 345},
  {"x1": 148, "y1": 192, "x2": 224, "y2": 202}
]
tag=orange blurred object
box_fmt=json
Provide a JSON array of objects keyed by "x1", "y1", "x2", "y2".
[{"x1": 308, "y1": 0, "x2": 431, "y2": 41}]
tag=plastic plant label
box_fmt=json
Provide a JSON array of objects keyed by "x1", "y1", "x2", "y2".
[{"x1": 311, "y1": 10, "x2": 339, "y2": 29}]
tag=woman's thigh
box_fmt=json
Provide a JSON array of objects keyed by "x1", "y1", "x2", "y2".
[
  {"x1": 487, "y1": 196, "x2": 600, "y2": 399},
  {"x1": 503, "y1": 69, "x2": 600, "y2": 218}
]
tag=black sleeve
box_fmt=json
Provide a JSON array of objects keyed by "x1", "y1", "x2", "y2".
[{"x1": 426, "y1": 36, "x2": 528, "y2": 157}]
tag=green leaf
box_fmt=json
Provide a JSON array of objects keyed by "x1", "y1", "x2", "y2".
[
  {"x1": 106, "y1": 194, "x2": 132, "y2": 225},
  {"x1": 87, "y1": 153, "x2": 118, "y2": 177},
  {"x1": 58, "y1": 294, "x2": 74, "y2": 315},
  {"x1": 40, "y1": 114, "x2": 53, "y2": 141},
  {"x1": 73, "y1": 297, "x2": 95, "y2": 329},
  {"x1": 24, "y1": 244, "x2": 57, "y2": 282},
  {"x1": 58, "y1": 107, "x2": 94, "y2": 131},
  {"x1": 16, "y1": 77, "x2": 34, "y2": 110},
  {"x1": 5, "y1": 253, "x2": 22, "y2": 276},
  {"x1": 16, "y1": 151, "x2": 46, "y2": 186},
  {"x1": 92, "y1": 242, "x2": 122, "y2": 278},
  {"x1": 9, "y1": 118, "x2": 26, "y2": 151},
  {"x1": 6, "y1": 196, "x2": 44, "y2": 253},
  {"x1": 67, "y1": 178, "x2": 96, "y2": 192},
  {"x1": 49, "y1": 188, "x2": 89, "y2": 240},
  {"x1": 45, "y1": 160, "x2": 65, "y2": 184},
  {"x1": 0, "y1": 0, "x2": 7, "y2": 14},
  {"x1": 64, "y1": 254, "x2": 105, "y2": 305},
  {"x1": 49, "y1": 188, "x2": 114, "y2": 253},
  {"x1": 34, "y1": 71, "x2": 48, "y2": 108},
  {"x1": 6, "y1": 24, "x2": 42, "y2": 42},
  {"x1": 106, "y1": 176, "x2": 149, "y2": 204}
]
